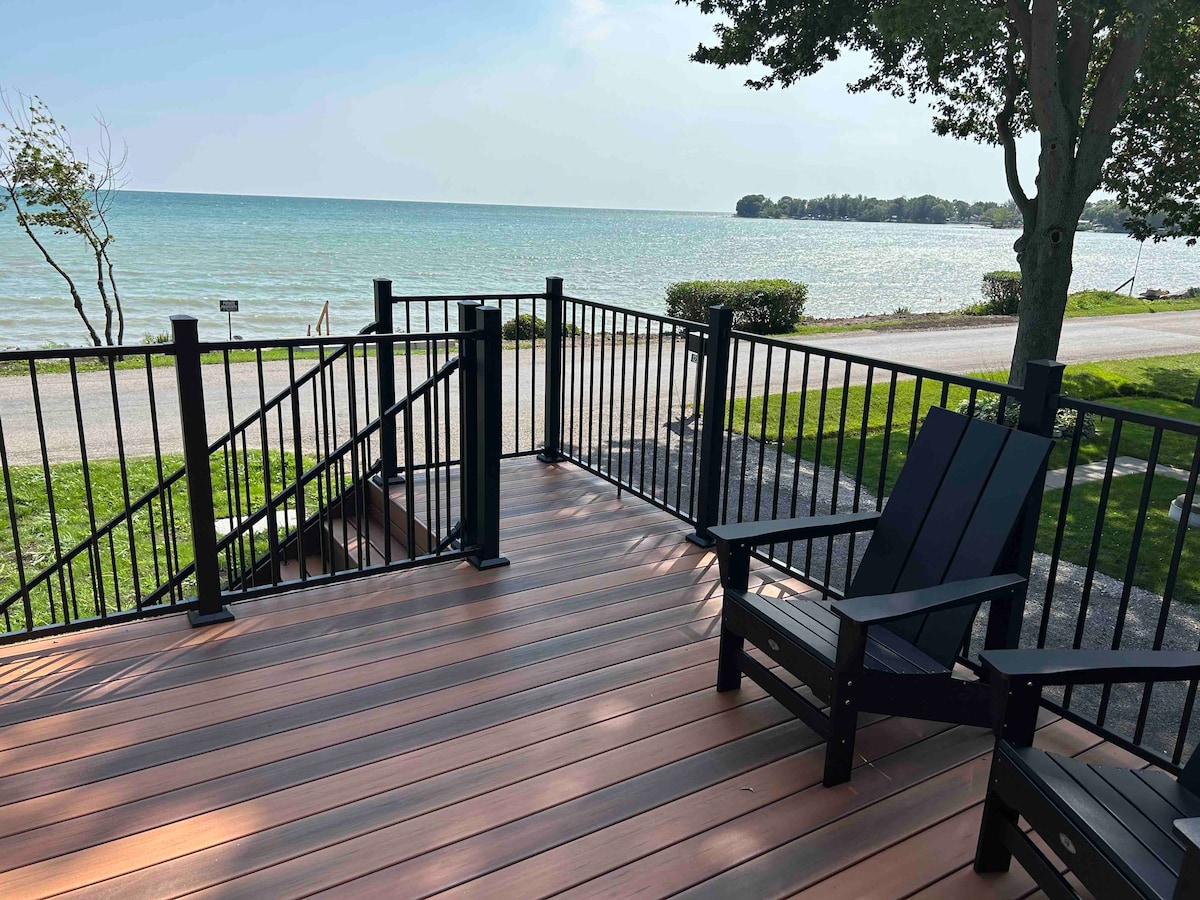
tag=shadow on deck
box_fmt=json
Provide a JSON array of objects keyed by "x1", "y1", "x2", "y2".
[{"x1": 0, "y1": 458, "x2": 1129, "y2": 898}]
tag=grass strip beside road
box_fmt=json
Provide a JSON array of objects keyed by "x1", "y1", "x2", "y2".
[
  {"x1": 0, "y1": 450, "x2": 310, "y2": 632},
  {"x1": 730, "y1": 352, "x2": 1200, "y2": 603}
]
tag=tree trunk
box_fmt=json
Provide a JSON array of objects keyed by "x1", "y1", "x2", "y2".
[{"x1": 1008, "y1": 209, "x2": 1079, "y2": 385}]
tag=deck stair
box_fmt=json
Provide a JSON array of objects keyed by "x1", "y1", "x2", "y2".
[{"x1": 273, "y1": 468, "x2": 456, "y2": 583}]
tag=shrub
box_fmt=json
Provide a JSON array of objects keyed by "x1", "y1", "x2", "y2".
[
  {"x1": 502, "y1": 313, "x2": 545, "y2": 341},
  {"x1": 978, "y1": 271, "x2": 1022, "y2": 315},
  {"x1": 501, "y1": 313, "x2": 581, "y2": 341},
  {"x1": 955, "y1": 395, "x2": 1097, "y2": 439},
  {"x1": 1185, "y1": 287, "x2": 1200, "y2": 299},
  {"x1": 665, "y1": 279, "x2": 807, "y2": 334},
  {"x1": 142, "y1": 331, "x2": 172, "y2": 345}
]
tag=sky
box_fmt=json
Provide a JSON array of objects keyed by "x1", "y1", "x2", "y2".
[{"x1": 0, "y1": 0, "x2": 1038, "y2": 212}]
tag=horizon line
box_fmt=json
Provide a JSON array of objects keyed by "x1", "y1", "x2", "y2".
[{"x1": 118, "y1": 188, "x2": 733, "y2": 217}]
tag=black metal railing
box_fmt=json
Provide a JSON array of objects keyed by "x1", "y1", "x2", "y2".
[
  {"x1": 3, "y1": 274, "x2": 1197, "y2": 774},
  {"x1": 0, "y1": 344, "x2": 193, "y2": 637},
  {"x1": 201, "y1": 330, "x2": 467, "y2": 607},
  {"x1": 552, "y1": 293, "x2": 709, "y2": 521},
  {"x1": 1030, "y1": 394, "x2": 1200, "y2": 770},
  {"x1": 383, "y1": 279, "x2": 549, "y2": 459},
  {"x1": 0, "y1": 295, "x2": 508, "y2": 642},
  {"x1": 537, "y1": 282, "x2": 1198, "y2": 773}
]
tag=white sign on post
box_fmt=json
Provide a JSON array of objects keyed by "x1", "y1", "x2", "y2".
[{"x1": 219, "y1": 299, "x2": 239, "y2": 339}]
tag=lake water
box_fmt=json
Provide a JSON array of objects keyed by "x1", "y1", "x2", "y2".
[{"x1": 0, "y1": 190, "x2": 1198, "y2": 346}]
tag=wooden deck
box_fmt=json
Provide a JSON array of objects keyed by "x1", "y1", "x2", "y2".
[{"x1": 0, "y1": 457, "x2": 1131, "y2": 899}]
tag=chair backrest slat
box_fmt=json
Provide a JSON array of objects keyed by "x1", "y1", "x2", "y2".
[
  {"x1": 848, "y1": 409, "x2": 968, "y2": 599},
  {"x1": 885, "y1": 419, "x2": 1010, "y2": 649},
  {"x1": 902, "y1": 427, "x2": 1053, "y2": 664},
  {"x1": 847, "y1": 406, "x2": 1053, "y2": 668},
  {"x1": 894, "y1": 419, "x2": 1009, "y2": 592}
]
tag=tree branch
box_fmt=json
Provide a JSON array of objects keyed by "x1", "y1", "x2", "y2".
[
  {"x1": 1006, "y1": 0, "x2": 1033, "y2": 54},
  {"x1": 998, "y1": 26, "x2": 1034, "y2": 219},
  {"x1": 1075, "y1": 0, "x2": 1155, "y2": 196},
  {"x1": 0, "y1": 179, "x2": 102, "y2": 346},
  {"x1": 1027, "y1": 0, "x2": 1071, "y2": 139},
  {"x1": 1061, "y1": 10, "x2": 1095, "y2": 140}
]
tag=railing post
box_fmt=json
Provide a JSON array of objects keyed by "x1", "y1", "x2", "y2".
[
  {"x1": 172, "y1": 315, "x2": 233, "y2": 626},
  {"x1": 687, "y1": 304, "x2": 734, "y2": 547},
  {"x1": 459, "y1": 301, "x2": 510, "y2": 569},
  {"x1": 537, "y1": 276, "x2": 565, "y2": 463},
  {"x1": 374, "y1": 278, "x2": 400, "y2": 485},
  {"x1": 1017, "y1": 358, "x2": 1066, "y2": 438}
]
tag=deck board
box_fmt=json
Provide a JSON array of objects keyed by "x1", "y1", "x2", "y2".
[{"x1": 0, "y1": 458, "x2": 1126, "y2": 898}]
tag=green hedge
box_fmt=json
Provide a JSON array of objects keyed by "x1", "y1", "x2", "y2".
[
  {"x1": 665, "y1": 279, "x2": 807, "y2": 334},
  {"x1": 501, "y1": 313, "x2": 580, "y2": 341},
  {"x1": 979, "y1": 271, "x2": 1022, "y2": 314}
]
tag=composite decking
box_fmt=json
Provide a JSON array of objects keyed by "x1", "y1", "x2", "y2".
[{"x1": 0, "y1": 458, "x2": 1127, "y2": 899}]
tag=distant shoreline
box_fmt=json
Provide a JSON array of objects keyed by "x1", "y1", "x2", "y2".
[{"x1": 734, "y1": 193, "x2": 1128, "y2": 234}]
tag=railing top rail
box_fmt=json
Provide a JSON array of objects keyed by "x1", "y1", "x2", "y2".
[
  {"x1": 0, "y1": 344, "x2": 170, "y2": 363},
  {"x1": 198, "y1": 330, "x2": 466, "y2": 353},
  {"x1": 732, "y1": 328, "x2": 1024, "y2": 397},
  {"x1": 1061, "y1": 394, "x2": 1200, "y2": 436},
  {"x1": 393, "y1": 292, "x2": 547, "y2": 303},
  {"x1": 561, "y1": 294, "x2": 709, "y2": 332}
]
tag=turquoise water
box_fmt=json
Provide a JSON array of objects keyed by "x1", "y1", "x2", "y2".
[{"x1": 0, "y1": 190, "x2": 1198, "y2": 346}]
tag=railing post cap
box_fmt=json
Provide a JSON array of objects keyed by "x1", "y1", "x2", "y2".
[
  {"x1": 1026, "y1": 359, "x2": 1066, "y2": 370},
  {"x1": 170, "y1": 314, "x2": 198, "y2": 324},
  {"x1": 373, "y1": 276, "x2": 392, "y2": 284}
]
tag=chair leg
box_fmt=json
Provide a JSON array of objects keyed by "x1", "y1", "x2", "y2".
[
  {"x1": 974, "y1": 781, "x2": 1017, "y2": 873},
  {"x1": 823, "y1": 697, "x2": 858, "y2": 786},
  {"x1": 716, "y1": 623, "x2": 744, "y2": 692}
]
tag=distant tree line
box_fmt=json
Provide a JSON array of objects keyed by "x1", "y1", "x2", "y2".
[{"x1": 735, "y1": 193, "x2": 1135, "y2": 233}]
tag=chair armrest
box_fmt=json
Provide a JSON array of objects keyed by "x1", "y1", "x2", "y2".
[
  {"x1": 981, "y1": 649, "x2": 1200, "y2": 687},
  {"x1": 832, "y1": 573, "x2": 1026, "y2": 627},
  {"x1": 1176, "y1": 818, "x2": 1200, "y2": 852},
  {"x1": 710, "y1": 511, "x2": 881, "y2": 549},
  {"x1": 1178, "y1": 818, "x2": 1200, "y2": 899}
]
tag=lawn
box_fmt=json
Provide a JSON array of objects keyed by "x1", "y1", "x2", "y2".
[
  {"x1": 783, "y1": 291, "x2": 1200, "y2": 338},
  {"x1": 0, "y1": 449, "x2": 313, "y2": 631},
  {"x1": 730, "y1": 352, "x2": 1200, "y2": 602},
  {"x1": 1064, "y1": 289, "x2": 1200, "y2": 318},
  {"x1": 1038, "y1": 475, "x2": 1200, "y2": 606}
]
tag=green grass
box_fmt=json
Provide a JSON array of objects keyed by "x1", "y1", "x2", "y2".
[
  {"x1": 731, "y1": 352, "x2": 1200, "y2": 602},
  {"x1": 1038, "y1": 475, "x2": 1200, "y2": 606},
  {"x1": 732, "y1": 375, "x2": 981, "y2": 495},
  {"x1": 1057, "y1": 352, "x2": 1200, "y2": 404},
  {"x1": 785, "y1": 317, "x2": 918, "y2": 337},
  {"x1": 0, "y1": 450, "x2": 310, "y2": 631},
  {"x1": 733, "y1": 351, "x2": 1200, "y2": 477},
  {"x1": 1048, "y1": 396, "x2": 1200, "y2": 471},
  {"x1": 1065, "y1": 289, "x2": 1200, "y2": 318},
  {"x1": 780, "y1": 290, "x2": 1200, "y2": 338}
]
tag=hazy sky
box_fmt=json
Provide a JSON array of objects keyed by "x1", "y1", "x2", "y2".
[{"x1": 2, "y1": 0, "x2": 1037, "y2": 211}]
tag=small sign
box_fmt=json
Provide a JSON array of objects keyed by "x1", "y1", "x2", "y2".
[
  {"x1": 219, "y1": 299, "x2": 239, "y2": 313},
  {"x1": 689, "y1": 351, "x2": 700, "y2": 364}
]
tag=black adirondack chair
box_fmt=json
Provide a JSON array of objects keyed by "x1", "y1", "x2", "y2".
[
  {"x1": 711, "y1": 406, "x2": 1053, "y2": 786},
  {"x1": 975, "y1": 649, "x2": 1200, "y2": 900}
]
